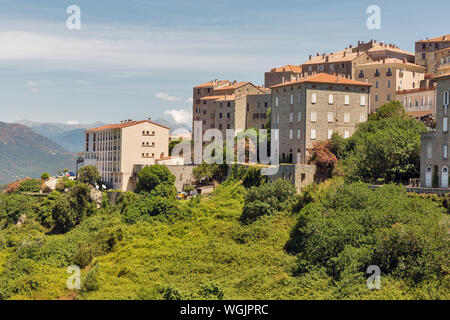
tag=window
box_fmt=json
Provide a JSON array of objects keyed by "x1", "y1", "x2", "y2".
[
  {"x1": 387, "y1": 80, "x2": 391, "y2": 88},
  {"x1": 227, "y1": 113, "x2": 231, "y2": 118},
  {"x1": 328, "y1": 94, "x2": 334, "y2": 104},
  {"x1": 311, "y1": 93, "x2": 317, "y2": 104},
  {"x1": 289, "y1": 113, "x2": 293, "y2": 123},
  {"x1": 328, "y1": 129, "x2": 333, "y2": 139},
  {"x1": 298, "y1": 94, "x2": 302, "y2": 103},
  {"x1": 297, "y1": 112, "x2": 302, "y2": 122},
  {"x1": 311, "y1": 112, "x2": 317, "y2": 122},
  {"x1": 276, "y1": 114, "x2": 280, "y2": 124},
  {"x1": 375, "y1": 94, "x2": 379, "y2": 102},
  {"x1": 443, "y1": 117, "x2": 448, "y2": 132},
  {"x1": 344, "y1": 95, "x2": 350, "y2": 105},
  {"x1": 275, "y1": 96, "x2": 279, "y2": 107},
  {"x1": 311, "y1": 128, "x2": 316, "y2": 140},
  {"x1": 328, "y1": 112, "x2": 334, "y2": 123},
  {"x1": 297, "y1": 129, "x2": 301, "y2": 139},
  {"x1": 289, "y1": 129, "x2": 293, "y2": 140},
  {"x1": 344, "y1": 113, "x2": 350, "y2": 123},
  {"x1": 360, "y1": 113, "x2": 366, "y2": 122},
  {"x1": 444, "y1": 145, "x2": 448, "y2": 159},
  {"x1": 344, "y1": 130, "x2": 350, "y2": 139},
  {"x1": 219, "y1": 113, "x2": 223, "y2": 118},
  {"x1": 360, "y1": 95, "x2": 366, "y2": 106},
  {"x1": 444, "y1": 91, "x2": 449, "y2": 105},
  {"x1": 375, "y1": 81, "x2": 379, "y2": 88},
  {"x1": 290, "y1": 94, "x2": 294, "y2": 105},
  {"x1": 427, "y1": 143, "x2": 432, "y2": 159}
]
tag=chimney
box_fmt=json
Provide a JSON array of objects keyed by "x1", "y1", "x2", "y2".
[
  {"x1": 383, "y1": 58, "x2": 386, "y2": 64},
  {"x1": 309, "y1": 54, "x2": 312, "y2": 60},
  {"x1": 349, "y1": 44, "x2": 353, "y2": 48},
  {"x1": 403, "y1": 58, "x2": 407, "y2": 64},
  {"x1": 343, "y1": 51, "x2": 347, "y2": 57},
  {"x1": 322, "y1": 53, "x2": 326, "y2": 59},
  {"x1": 148, "y1": 117, "x2": 152, "y2": 121},
  {"x1": 326, "y1": 56, "x2": 329, "y2": 62},
  {"x1": 444, "y1": 36, "x2": 447, "y2": 40},
  {"x1": 358, "y1": 40, "x2": 361, "y2": 46},
  {"x1": 316, "y1": 52, "x2": 320, "y2": 56}
]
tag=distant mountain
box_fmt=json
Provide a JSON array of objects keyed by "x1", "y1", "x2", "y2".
[
  {"x1": 17, "y1": 119, "x2": 191, "y2": 153},
  {"x1": 0, "y1": 122, "x2": 77, "y2": 185}
]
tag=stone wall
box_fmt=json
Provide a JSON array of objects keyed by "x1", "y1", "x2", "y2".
[{"x1": 165, "y1": 165, "x2": 199, "y2": 191}]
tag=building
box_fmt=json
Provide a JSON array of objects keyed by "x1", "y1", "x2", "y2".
[
  {"x1": 354, "y1": 58, "x2": 426, "y2": 113},
  {"x1": 82, "y1": 119, "x2": 170, "y2": 191},
  {"x1": 192, "y1": 80, "x2": 271, "y2": 139},
  {"x1": 436, "y1": 47, "x2": 450, "y2": 76},
  {"x1": 415, "y1": 35, "x2": 450, "y2": 74},
  {"x1": 396, "y1": 83, "x2": 436, "y2": 121},
  {"x1": 420, "y1": 73, "x2": 449, "y2": 189},
  {"x1": 270, "y1": 73, "x2": 371, "y2": 164},
  {"x1": 264, "y1": 64, "x2": 303, "y2": 88},
  {"x1": 301, "y1": 40, "x2": 414, "y2": 79}
]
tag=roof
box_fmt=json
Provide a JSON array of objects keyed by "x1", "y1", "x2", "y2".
[
  {"x1": 194, "y1": 80, "x2": 230, "y2": 88},
  {"x1": 416, "y1": 34, "x2": 450, "y2": 43},
  {"x1": 86, "y1": 120, "x2": 169, "y2": 132},
  {"x1": 355, "y1": 58, "x2": 425, "y2": 69},
  {"x1": 396, "y1": 86, "x2": 436, "y2": 94},
  {"x1": 367, "y1": 43, "x2": 414, "y2": 56},
  {"x1": 199, "y1": 95, "x2": 226, "y2": 101},
  {"x1": 270, "y1": 73, "x2": 371, "y2": 89},
  {"x1": 213, "y1": 82, "x2": 250, "y2": 91},
  {"x1": 268, "y1": 64, "x2": 303, "y2": 73},
  {"x1": 407, "y1": 110, "x2": 433, "y2": 118}
]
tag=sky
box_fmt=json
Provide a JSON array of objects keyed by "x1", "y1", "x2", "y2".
[{"x1": 0, "y1": 0, "x2": 448, "y2": 128}]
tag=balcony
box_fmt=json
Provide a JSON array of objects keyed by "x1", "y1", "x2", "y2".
[
  {"x1": 374, "y1": 71, "x2": 380, "y2": 77},
  {"x1": 358, "y1": 73, "x2": 364, "y2": 78}
]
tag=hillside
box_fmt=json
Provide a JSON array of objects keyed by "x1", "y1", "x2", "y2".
[{"x1": 0, "y1": 122, "x2": 76, "y2": 184}]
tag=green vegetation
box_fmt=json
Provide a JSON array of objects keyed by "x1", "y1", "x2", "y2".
[
  {"x1": 77, "y1": 166, "x2": 101, "y2": 187},
  {"x1": 0, "y1": 165, "x2": 447, "y2": 300},
  {"x1": 40, "y1": 173, "x2": 50, "y2": 181}
]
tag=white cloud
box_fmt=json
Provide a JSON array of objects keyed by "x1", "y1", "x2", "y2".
[
  {"x1": 164, "y1": 109, "x2": 192, "y2": 125},
  {"x1": 156, "y1": 92, "x2": 182, "y2": 102},
  {"x1": 66, "y1": 120, "x2": 80, "y2": 125},
  {"x1": 186, "y1": 97, "x2": 193, "y2": 104}
]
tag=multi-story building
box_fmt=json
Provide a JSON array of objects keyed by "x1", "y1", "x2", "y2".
[
  {"x1": 192, "y1": 80, "x2": 271, "y2": 139},
  {"x1": 420, "y1": 73, "x2": 449, "y2": 188},
  {"x1": 301, "y1": 40, "x2": 414, "y2": 79},
  {"x1": 270, "y1": 73, "x2": 371, "y2": 164},
  {"x1": 83, "y1": 119, "x2": 169, "y2": 191},
  {"x1": 436, "y1": 47, "x2": 450, "y2": 76},
  {"x1": 264, "y1": 65, "x2": 303, "y2": 88},
  {"x1": 396, "y1": 80, "x2": 436, "y2": 121},
  {"x1": 415, "y1": 35, "x2": 450, "y2": 74},
  {"x1": 354, "y1": 58, "x2": 426, "y2": 113}
]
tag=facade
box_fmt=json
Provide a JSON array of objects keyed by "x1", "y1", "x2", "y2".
[
  {"x1": 436, "y1": 47, "x2": 450, "y2": 76},
  {"x1": 264, "y1": 65, "x2": 303, "y2": 88},
  {"x1": 415, "y1": 34, "x2": 450, "y2": 74},
  {"x1": 420, "y1": 73, "x2": 449, "y2": 188},
  {"x1": 83, "y1": 120, "x2": 170, "y2": 191},
  {"x1": 270, "y1": 73, "x2": 371, "y2": 164},
  {"x1": 396, "y1": 82, "x2": 436, "y2": 120},
  {"x1": 192, "y1": 80, "x2": 271, "y2": 140},
  {"x1": 301, "y1": 40, "x2": 414, "y2": 79},
  {"x1": 354, "y1": 58, "x2": 426, "y2": 113}
]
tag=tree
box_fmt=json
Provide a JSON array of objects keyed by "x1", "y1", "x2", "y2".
[
  {"x1": 41, "y1": 173, "x2": 50, "y2": 181},
  {"x1": 329, "y1": 133, "x2": 347, "y2": 160},
  {"x1": 17, "y1": 179, "x2": 42, "y2": 193},
  {"x1": 344, "y1": 116, "x2": 427, "y2": 183},
  {"x1": 135, "y1": 165, "x2": 175, "y2": 194},
  {"x1": 77, "y1": 165, "x2": 101, "y2": 186},
  {"x1": 308, "y1": 141, "x2": 338, "y2": 181},
  {"x1": 369, "y1": 101, "x2": 406, "y2": 121}
]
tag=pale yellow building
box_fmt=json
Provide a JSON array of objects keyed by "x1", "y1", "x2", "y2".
[
  {"x1": 270, "y1": 73, "x2": 371, "y2": 164},
  {"x1": 83, "y1": 119, "x2": 170, "y2": 191},
  {"x1": 265, "y1": 65, "x2": 303, "y2": 88},
  {"x1": 354, "y1": 58, "x2": 426, "y2": 113},
  {"x1": 436, "y1": 47, "x2": 450, "y2": 76}
]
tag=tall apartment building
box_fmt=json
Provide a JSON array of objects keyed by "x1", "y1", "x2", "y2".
[
  {"x1": 270, "y1": 73, "x2": 371, "y2": 164},
  {"x1": 436, "y1": 47, "x2": 450, "y2": 76},
  {"x1": 83, "y1": 120, "x2": 169, "y2": 191},
  {"x1": 192, "y1": 80, "x2": 271, "y2": 140},
  {"x1": 354, "y1": 58, "x2": 426, "y2": 113},
  {"x1": 415, "y1": 34, "x2": 450, "y2": 74},
  {"x1": 301, "y1": 40, "x2": 414, "y2": 79},
  {"x1": 420, "y1": 73, "x2": 449, "y2": 188},
  {"x1": 264, "y1": 65, "x2": 303, "y2": 87}
]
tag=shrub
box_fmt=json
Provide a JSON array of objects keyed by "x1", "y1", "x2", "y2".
[
  {"x1": 72, "y1": 245, "x2": 94, "y2": 268},
  {"x1": 122, "y1": 195, "x2": 178, "y2": 224},
  {"x1": 17, "y1": 179, "x2": 42, "y2": 193},
  {"x1": 77, "y1": 166, "x2": 101, "y2": 187},
  {"x1": 40, "y1": 173, "x2": 50, "y2": 181},
  {"x1": 135, "y1": 165, "x2": 175, "y2": 194},
  {"x1": 83, "y1": 265, "x2": 100, "y2": 292}
]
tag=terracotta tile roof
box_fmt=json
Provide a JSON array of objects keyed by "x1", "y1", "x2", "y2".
[
  {"x1": 216, "y1": 94, "x2": 236, "y2": 101},
  {"x1": 368, "y1": 43, "x2": 414, "y2": 56},
  {"x1": 436, "y1": 47, "x2": 450, "y2": 54},
  {"x1": 356, "y1": 58, "x2": 425, "y2": 69},
  {"x1": 416, "y1": 34, "x2": 450, "y2": 43},
  {"x1": 396, "y1": 86, "x2": 436, "y2": 94},
  {"x1": 407, "y1": 110, "x2": 433, "y2": 118},
  {"x1": 270, "y1": 73, "x2": 371, "y2": 89},
  {"x1": 213, "y1": 82, "x2": 250, "y2": 91},
  {"x1": 302, "y1": 49, "x2": 358, "y2": 65},
  {"x1": 86, "y1": 120, "x2": 169, "y2": 132},
  {"x1": 200, "y1": 95, "x2": 226, "y2": 100},
  {"x1": 269, "y1": 65, "x2": 303, "y2": 73},
  {"x1": 194, "y1": 80, "x2": 230, "y2": 88}
]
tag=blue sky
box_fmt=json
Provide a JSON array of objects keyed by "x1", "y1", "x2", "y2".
[{"x1": 0, "y1": 0, "x2": 448, "y2": 127}]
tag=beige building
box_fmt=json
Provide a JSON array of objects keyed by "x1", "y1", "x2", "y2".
[
  {"x1": 436, "y1": 47, "x2": 450, "y2": 76},
  {"x1": 420, "y1": 73, "x2": 449, "y2": 188},
  {"x1": 192, "y1": 80, "x2": 271, "y2": 140},
  {"x1": 265, "y1": 65, "x2": 303, "y2": 88},
  {"x1": 354, "y1": 58, "x2": 426, "y2": 113},
  {"x1": 270, "y1": 73, "x2": 371, "y2": 164},
  {"x1": 83, "y1": 119, "x2": 170, "y2": 191},
  {"x1": 301, "y1": 40, "x2": 414, "y2": 80},
  {"x1": 396, "y1": 85, "x2": 436, "y2": 120},
  {"x1": 415, "y1": 34, "x2": 450, "y2": 74}
]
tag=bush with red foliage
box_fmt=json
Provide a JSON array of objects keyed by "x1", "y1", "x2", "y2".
[
  {"x1": 5, "y1": 178, "x2": 31, "y2": 194},
  {"x1": 308, "y1": 141, "x2": 338, "y2": 180}
]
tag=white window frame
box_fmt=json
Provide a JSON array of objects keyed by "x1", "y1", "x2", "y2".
[
  {"x1": 297, "y1": 112, "x2": 302, "y2": 122},
  {"x1": 311, "y1": 112, "x2": 317, "y2": 123},
  {"x1": 328, "y1": 94, "x2": 334, "y2": 104},
  {"x1": 311, "y1": 128, "x2": 316, "y2": 140},
  {"x1": 360, "y1": 95, "x2": 366, "y2": 106},
  {"x1": 344, "y1": 95, "x2": 350, "y2": 105},
  {"x1": 311, "y1": 93, "x2": 317, "y2": 104},
  {"x1": 344, "y1": 113, "x2": 350, "y2": 123},
  {"x1": 328, "y1": 112, "x2": 334, "y2": 123}
]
